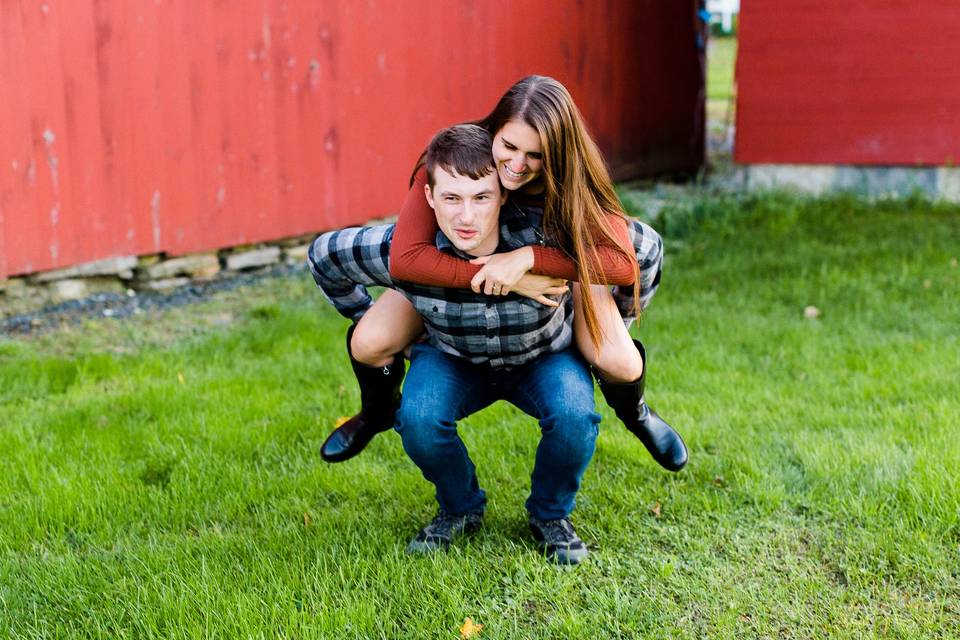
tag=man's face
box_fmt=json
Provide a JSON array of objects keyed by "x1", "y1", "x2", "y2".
[{"x1": 425, "y1": 166, "x2": 505, "y2": 257}]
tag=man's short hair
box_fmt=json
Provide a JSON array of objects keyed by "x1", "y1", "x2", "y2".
[{"x1": 425, "y1": 124, "x2": 495, "y2": 188}]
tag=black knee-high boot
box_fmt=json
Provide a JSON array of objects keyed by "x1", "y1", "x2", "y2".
[
  {"x1": 320, "y1": 324, "x2": 405, "y2": 463},
  {"x1": 596, "y1": 340, "x2": 688, "y2": 471}
]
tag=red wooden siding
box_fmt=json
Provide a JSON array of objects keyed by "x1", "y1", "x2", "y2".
[
  {"x1": 736, "y1": 1, "x2": 960, "y2": 165},
  {"x1": 1, "y1": 1, "x2": 703, "y2": 279}
]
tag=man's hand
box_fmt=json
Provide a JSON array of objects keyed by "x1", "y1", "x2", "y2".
[
  {"x1": 469, "y1": 246, "x2": 535, "y2": 296},
  {"x1": 511, "y1": 274, "x2": 569, "y2": 307}
]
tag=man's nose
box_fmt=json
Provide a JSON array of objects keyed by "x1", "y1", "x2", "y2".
[{"x1": 460, "y1": 203, "x2": 476, "y2": 224}]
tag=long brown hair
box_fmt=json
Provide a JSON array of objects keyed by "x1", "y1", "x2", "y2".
[
  {"x1": 476, "y1": 76, "x2": 640, "y2": 350},
  {"x1": 412, "y1": 76, "x2": 640, "y2": 350}
]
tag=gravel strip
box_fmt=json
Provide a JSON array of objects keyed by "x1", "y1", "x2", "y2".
[{"x1": 1, "y1": 263, "x2": 308, "y2": 337}]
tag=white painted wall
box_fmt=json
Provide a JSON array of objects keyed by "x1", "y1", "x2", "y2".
[{"x1": 706, "y1": 0, "x2": 739, "y2": 32}]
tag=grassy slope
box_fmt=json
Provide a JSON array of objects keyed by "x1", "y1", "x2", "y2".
[
  {"x1": 707, "y1": 37, "x2": 737, "y2": 102},
  {"x1": 1, "y1": 194, "x2": 958, "y2": 639}
]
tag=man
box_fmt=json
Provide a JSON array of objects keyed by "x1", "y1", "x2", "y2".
[{"x1": 309, "y1": 124, "x2": 599, "y2": 564}]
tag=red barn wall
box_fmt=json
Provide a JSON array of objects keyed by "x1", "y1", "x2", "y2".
[
  {"x1": 0, "y1": 1, "x2": 703, "y2": 279},
  {"x1": 735, "y1": 1, "x2": 960, "y2": 166}
]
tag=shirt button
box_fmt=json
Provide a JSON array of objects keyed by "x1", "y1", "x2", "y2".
[{"x1": 487, "y1": 329, "x2": 496, "y2": 338}]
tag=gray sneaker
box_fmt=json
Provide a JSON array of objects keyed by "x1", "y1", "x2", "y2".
[
  {"x1": 406, "y1": 510, "x2": 483, "y2": 554},
  {"x1": 528, "y1": 515, "x2": 589, "y2": 565}
]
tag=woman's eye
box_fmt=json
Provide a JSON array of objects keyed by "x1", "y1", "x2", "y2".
[{"x1": 529, "y1": 153, "x2": 543, "y2": 161}]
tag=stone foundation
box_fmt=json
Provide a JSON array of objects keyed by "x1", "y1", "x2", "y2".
[
  {"x1": 739, "y1": 164, "x2": 960, "y2": 201},
  {"x1": 1, "y1": 233, "x2": 320, "y2": 318}
]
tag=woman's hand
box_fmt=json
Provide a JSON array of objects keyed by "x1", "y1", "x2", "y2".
[
  {"x1": 511, "y1": 274, "x2": 569, "y2": 307},
  {"x1": 469, "y1": 246, "x2": 535, "y2": 296}
]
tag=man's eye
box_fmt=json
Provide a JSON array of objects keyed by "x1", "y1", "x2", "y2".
[{"x1": 476, "y1": 195, "x2": 489, "y2": 201}]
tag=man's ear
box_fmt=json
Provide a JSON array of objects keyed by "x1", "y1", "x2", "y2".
[{"x1": 424, "y1": 183, "x2": 435, "y2": 210}]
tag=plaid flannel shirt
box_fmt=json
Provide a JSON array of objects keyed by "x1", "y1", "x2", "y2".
[{"x1": 308, "y1": 199, "x2": 663, "y2": 369}]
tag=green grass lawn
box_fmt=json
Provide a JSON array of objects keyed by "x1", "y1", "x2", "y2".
[
  {"x1": 707, "y1": 36, "x2": 737, "y2": 135},
  {"x1": 2, "y1": 193, "x2": 959, "y2": 638},
  {"x1": 707, "y1": 36, "x2": 737, "y2": 102}
]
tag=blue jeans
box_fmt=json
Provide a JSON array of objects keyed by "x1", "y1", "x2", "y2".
[{"x1": 396, "y1": 343, "x2": 601, "y2": 521}]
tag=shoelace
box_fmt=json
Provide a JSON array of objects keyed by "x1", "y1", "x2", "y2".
[
  {"x1": 538, "y1": 518, "x2": 577, "y2": 544},
  {"x1": 426, "y1": 511, "x2": 461, "y2": 538}
]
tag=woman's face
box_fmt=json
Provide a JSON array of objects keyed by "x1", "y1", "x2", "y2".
[{"x1": 492, "y1": 119, "x2": 544, "y2": 192}]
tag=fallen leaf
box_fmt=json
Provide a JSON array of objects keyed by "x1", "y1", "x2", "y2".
[
  {"x1": 303, "y1": 512, "x2": 312, "y2": 527},
  {"x1": 803, "y1": 305, "x2": 820, "y2": 319},
  {"x1": 334, "y1": 416, "x2": 351, "y2": 428},
  {"x1": 460, "y1": 617, "x2": 483, "y2": 639},
  {"x1": 712, "y1": 475, "x2": 726, "y2": 487},
  {"x1": 177, "y1": 372, "x2": 186, "y2": 384},
  {"x1": 650, "y1": 501, "x2": 662, "y2": 518},
  {"x1": 950, "y1": 257, "x2": 958, "y2": 268},
  {"x1": 922, "y1": 279, "x2": 932, "y2": 289}
]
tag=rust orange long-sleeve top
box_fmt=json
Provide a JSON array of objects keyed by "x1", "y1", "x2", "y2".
[{"x1": 389, "y1": 166, "x2": 636, "y2": 287}]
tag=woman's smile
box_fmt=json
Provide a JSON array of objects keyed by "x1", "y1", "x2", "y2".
[{"x1": 492, "y1": 119, "x2": 544, "y2": 191}]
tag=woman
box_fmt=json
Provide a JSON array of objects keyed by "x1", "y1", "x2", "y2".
[{"x1": 320, "y1": 76, "x2": 687, "y2": 471}]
